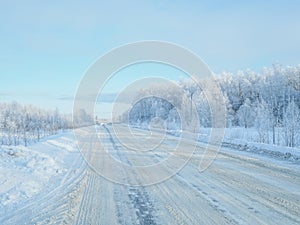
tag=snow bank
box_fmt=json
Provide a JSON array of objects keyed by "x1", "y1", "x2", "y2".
[
  {"x1": 0, "y1": 145, "x2": 59, "y2": 207},
  {"x1": 0, "y1": 131, "x2": 80, "y2": 215},
  {"x1": 133, "y1": 125, "x2": 300, "y2": 163},
  {"x1": 221, "y1": 140, "x2": 300, "y2": 162}
]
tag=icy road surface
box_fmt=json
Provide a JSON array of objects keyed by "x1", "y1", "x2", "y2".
[{"x1": 1, "y1": 124, "x2": 300, "y2": 225}]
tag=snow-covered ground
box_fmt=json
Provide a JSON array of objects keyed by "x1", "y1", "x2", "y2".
[
  {"x1": 1, "y1": 125, "x2": 300, "y2": 224},
  {"x1": 0, "y1": 131, "x2": 86, "y2": 221}
]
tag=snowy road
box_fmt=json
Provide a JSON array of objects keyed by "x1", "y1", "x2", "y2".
[
  {"x1": 74, "y1": 125, "x2": 300, "y2": 224},
  {"x1": 2, "y1": 124, "x2": 300, "y2": 224}
]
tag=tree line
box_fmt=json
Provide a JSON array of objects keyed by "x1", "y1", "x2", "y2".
[
  {"x1": 0, "y1": 102, "x2": 71, "y2": 146},
  {"x1": 123, "y1": 64, "x2": 300, "y2": 147}
]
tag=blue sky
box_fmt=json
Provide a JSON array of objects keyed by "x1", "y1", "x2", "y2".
[{"x1": 1, "y1": 0, "x2": 300, "y2": 113}]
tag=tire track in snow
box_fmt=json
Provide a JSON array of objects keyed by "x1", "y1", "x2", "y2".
[{"x1": 103, "y1": 125, "x2": 157, "y2": 225}]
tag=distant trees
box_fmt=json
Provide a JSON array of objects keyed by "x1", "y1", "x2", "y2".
[
  {"x1": 128, "y1": 96, "x2": 181, "y2": 130},
  {"x1": 73, "y1": 108, "x2": 93, "y2": 128},
  {"x1": 0, "y1": 102, "x2": 71, "y2": 146},
  {"x1": 127, "y1": 85, "x2": 182, "y2": 129}
]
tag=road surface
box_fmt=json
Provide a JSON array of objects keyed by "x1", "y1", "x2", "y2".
[{"x1": 2, "y1": 124, "x2": 300, "y2": 225}]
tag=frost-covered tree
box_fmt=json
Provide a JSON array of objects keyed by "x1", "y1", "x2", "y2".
[
  {"x1": 255, "y1": 101, "x2": 272, "y2": 143},
  {"x1": 237, "y1": 99, "x2": 255, "y2": 128},
  {"x1": 283, "y1": 100, "x2": 300, "y2": 147},
  {"x1": 194, "y1": 91, "x2": 211, "y2": 127},
  {"x1": 180, "y1": 79, "x2": 198, "y2": 122}
]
